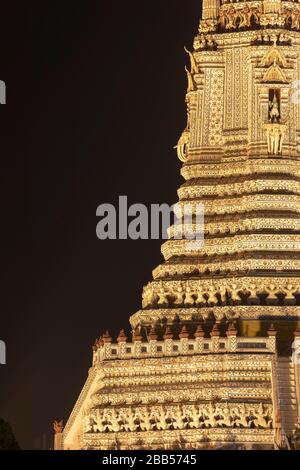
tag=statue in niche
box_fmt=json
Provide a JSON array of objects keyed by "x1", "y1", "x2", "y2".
[{"x1": 269, "y1": 94, "x2": 280, "y2": 122}]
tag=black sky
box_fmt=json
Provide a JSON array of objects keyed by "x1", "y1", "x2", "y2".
[{"x1": 0, "y1": 0, "x2": 200, "y2": 449}]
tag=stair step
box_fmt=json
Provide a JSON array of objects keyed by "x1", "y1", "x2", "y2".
[
  {"x1": 278, "y1": 383, "x2": 295, "y2": 386},
  {"x1": 280, "y1": 403, "x2": 297, "y2": 408},
  {"x1": 279, "y1": 399, "x2": 296, "y2": 404},
  {"x1": 277, "y1": 356, "x2": 298, "y2": 435},
  {"x1": 279, "y1": 394, "x2": 297, "y2": 404},
  {"x1": 278, "y1": 387, "x2": 296, "y2": 391},
  {"x1": 278, "y1": 384, "x2": 296, "y2": 389}
]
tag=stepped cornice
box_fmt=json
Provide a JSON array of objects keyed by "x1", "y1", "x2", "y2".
[
  {"x1": 142, "y1": 277, "x2": 300, "y2": 311},
  {"x1": 169, "y1": 218, "x2": 300, "y2": 237},
  {"x1": 179, "y1": 177, "x2": 300, "y2": 198},
  {"x1": 130, "y1": 306, "x2": 300, "y2": 327},
  {"x1": 176, "y1": 194, "x2": 300, "y2": 215},
  {"x1": 161, "y1": 233, "x2": 300, "y2": 260},
  {"x1": 153, "y1": 255, "x2": 300, "y2": 278},
  {"x1": 181, "y1": 158, "x2": 300, "y2": 180}
]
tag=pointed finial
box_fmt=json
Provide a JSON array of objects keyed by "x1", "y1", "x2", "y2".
[
  {"x1": 117, "y1": 329, "x2": 128, "y2": 343},
  {"x1": 210, "y1": 323, "x2": 220, "y2": 337},
  {"x1": 179, "y1": 325, "x2": 189, "y2": 339},
  {"x1": 226, "y1": 323, "x2": 237, "y2": 337},
  {"x1": 133, "y1": 327, "x2": 143, "y2": 342},
  {"x1": 102, "y1": 330, "x2": 112, "y2": 344},
  {"x1": 164, "y1": 326, "x2": 174, "y2": 340},
  {"x1": 195, "y1": 325, "x2": 205, "y2": 338},
  {"x1": 149, "y1": 326, "x2": 158, "y2": 341}
]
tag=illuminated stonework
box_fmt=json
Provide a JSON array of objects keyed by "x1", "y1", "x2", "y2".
[{"x1": 62, "y1": 0, "x2": 300, "y2": 450}]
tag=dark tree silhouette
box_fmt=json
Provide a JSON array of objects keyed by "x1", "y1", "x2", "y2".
[{"x1": 0, "y1": 419, "x2": 20, "y2": 450}]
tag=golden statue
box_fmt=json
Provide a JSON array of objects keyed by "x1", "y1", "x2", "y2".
[
  {"x1": 174, "y1": 127, "x2": 190, "y2": 162},
  {"x1": 185, "y1": 66, "x2": 194, "y2": 93},
  {"x1": 184, "y1": 46, "x2": 199, "y2": 75}
]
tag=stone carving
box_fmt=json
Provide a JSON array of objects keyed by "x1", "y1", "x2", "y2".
[
  {"x1": 185, "y1": 66, "x2": 194, "y2": 93},
  {"x1": 174, "y1": 128, "x2": 190, "y2": 162},
  {"x1": 184, "y1": 47, "x2": 199, "y2": 75},
  {"x1": 269, "y1": 95, "x2": 280, "y2": 123},
  {"x1": 83, "y1": 403, "x2": 273, "y2": 435},
  {"x1": 283, "y1": 7, "x2": 300, "y2": 30},
  {"x1": 63, "y1": 0, "x2": 300, "y2": 452},
  {"x1": 216, "y1": 5, "x2": 262, "y2": 31},
  {"x1": 264, "y1": 123, "x2": 286, "y2": 155},
  {"x1": 142, "y1": 279, "x2": 299, "y2": 309}
]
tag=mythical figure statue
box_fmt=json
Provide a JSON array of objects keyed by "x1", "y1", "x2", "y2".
[
  {"x1": 269, "y1": 94, "x2": 280, "y2": 122},
  {"x1": 195, "y1": 286, "x2": 207, "y2": 307},
  {"x1": 138, "y1": 410, "x2": 153, "y2": 432},
  {"x1": 234, "y1": 404, "x2": 249, "y2": 428},
  {"x1": 204, "y1": 404, "x2": 218, "y2": 428},
  {"x1": 217, "y1": 404, "x2": 232, "y2": 427},
  {"x1": 107, "y1": 410, "x2": 122, "y2": 433},
  {"x1": 230, "y1": 284, "x2": 242, "y2": 305},
  {"x1": 94, "y1": 412, "x2": 107, "y2": 433},
  {"x1": 265, "y1": 123, "x2": 286, "y2": 155},
  {"x1": 154, "y1": 408, "x2": 170, "y2": 431},
  {"x1": 172, "y1": 407, "x2": 188, "y2": 430},
  {"x1": 122, "y1": 408, "x2": 137, "y2": 432},
  {"x1": 219, "y1": 285, "x2": 227, "y2": 306},
  {"x1": 184, "y1": 283, "x2": 195, "y2": 306},
  {"x1": 250, "y1": 6, "x2": 261, "y2": 25},
  {"x1": 174, "y1": 128, "x2": 190, "y2": 162},
  {"x1": 173, "y1": 283, "x2": 184, "y2": 305},
  {"x1": 207, "y1": 286, "x2": 218, "y2": 307},
  {"x1": 218, "y1": 11, "x2": 226, "y2": 30},
  {"x1": 184, "y1": 47, "x2": 199, "y2": 75},
  {"x1": 53, "y1": 420, "x2": 64, "y2": 434},
  {"x1": 185, "y1": 66, "x2": 195, "y2": 93},
  {"x1": 157, "y1": 283, "x2": 169, "y2": 307},
  {"x1": 188, "y1": 406, "x2": 202, "y2": 429},
  {"x1": 225, "y1": 7, "x2": 237, "y2": 30},
  {"x1": 291, "y1": 9, "x2": 300, "y2": 29},
  {"x1": 239, "y1": 6, "x2": 251, "y2": 28},
  {"x1": 251, "y1": 404, "x2": 270, "y2": 429}
]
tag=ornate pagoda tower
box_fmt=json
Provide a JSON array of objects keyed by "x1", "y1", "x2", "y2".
[{"x1": 62, "y1": 0, "x2": 300, "y2": 450}]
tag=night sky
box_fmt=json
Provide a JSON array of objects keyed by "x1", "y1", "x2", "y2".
[{"x1": 1, "y1": 1, "x2": 201, "y2": 449}]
